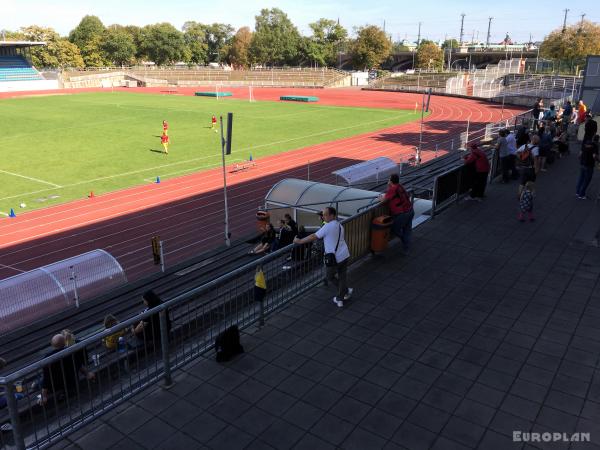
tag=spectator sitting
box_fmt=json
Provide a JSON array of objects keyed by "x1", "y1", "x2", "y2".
[
  {"x1": 40, "y1": 334, "x2": 94, "y2": 405},
  {"x1": 103, "y1": 315, "x2": 127, "y2": 351},
  {"x1": 284, "y1": 214, "x2": 298, "y2": 236},
  {"x1": 133, "y1": 290, "x2": 170, "y2": 346},
  {"x1": 249, "y1": 222, "x2": 276, "y2": 255},
  {"x1": 543, "y1": 104, "x2": 557, "y2": 125},
  {"x1": 0, "y1": 357, "x2": 24, "y2": 432},
  {"x1": 272, "y1": 219, "x2": 295, "y2": 252},
  {"x1": 62, "y1": 329, "x2": 76, "y2": 347}
]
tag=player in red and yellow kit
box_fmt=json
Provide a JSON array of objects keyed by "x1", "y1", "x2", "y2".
[
  {"x1": 162, "y1": 120, "x2": 168, "y2": 136},
  {"x1": 161, "y1": 132, "x2": 169, "y2": 154},
  {"x1": 211, "y1": 115, "x2": 217, "y2": 131}
]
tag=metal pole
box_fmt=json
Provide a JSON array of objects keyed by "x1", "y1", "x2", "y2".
[
  {"x1": 159, "y1": 240, "x2": 165, "y2": 273},
  {"x1": 69, "y1": 265, "x2": 80, "y2": 308},
  {"x1": 5, "y1": 382, "x2": 25, "y2": 450},
  {"x1": 418, "y1": 91, "x2": 425, "y2": 165},
  {"x1": 159, "y1": 310, "x2": 172, "y2": 387},
  {"x1": 220, "y1": 116, "x2": 231, "y2": 247},
  {"x1": 465, "y1": 119, "x2": 470, "y2": 145},
  {"x1": 307, "y1": 161, "x2": 310, "y2": 181}
]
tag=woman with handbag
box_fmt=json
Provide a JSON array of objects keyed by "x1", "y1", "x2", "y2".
[{"x1": 293, "y1": 206, "x2": 353, "y2": 307}]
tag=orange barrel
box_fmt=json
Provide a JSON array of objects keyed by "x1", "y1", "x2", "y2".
[
  {"x1": 256, "y1": 210, "x2": 270, "y2": 233},
  {"x1": 371, "y1": 215, "x2": 393, "y2": 253}
]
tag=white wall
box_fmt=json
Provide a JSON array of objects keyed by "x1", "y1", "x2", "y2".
[{"x1": 0, "y1": 80, "x2": 59, "y2": 92}]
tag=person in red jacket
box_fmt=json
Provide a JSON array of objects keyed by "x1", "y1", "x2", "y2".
[
  {"x1": 463, "y1": 142, "x2": 490, "y2": 201},
  {"x1": 379, "y1": 174, "x2": 414, "y2": 254}
]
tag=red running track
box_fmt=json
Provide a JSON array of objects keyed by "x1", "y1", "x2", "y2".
[{"x1": 0, "y1": 87, "x2": 524, "y2": 282}]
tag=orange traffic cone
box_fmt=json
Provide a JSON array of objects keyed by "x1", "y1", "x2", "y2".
[{"x1": 88, "y1": 191, "x2": 95, "y2": 198}]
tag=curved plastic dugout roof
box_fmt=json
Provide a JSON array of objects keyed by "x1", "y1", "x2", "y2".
[{"x1": 265, "y1": 178, "x2": 379, "y2": 218}]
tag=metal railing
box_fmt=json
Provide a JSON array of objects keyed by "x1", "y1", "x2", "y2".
[{"x1": 0, "y1": 196, "x2": 389, "y2": 449}]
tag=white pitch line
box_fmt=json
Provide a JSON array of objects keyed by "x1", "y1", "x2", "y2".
[
  {"x1": 0, "y1": 263, "x2": 26, "y2": 273},
  {"x1": 0, "y1": 169, "x2": 62, "y2": 188}
]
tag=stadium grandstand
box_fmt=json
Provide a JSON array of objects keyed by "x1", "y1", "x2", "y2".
[
  {"x1": 0, "y1": 41, "x2": 58, "y2": 91},
  {"x1": 60, "y1": 66, "x2": 351, "y2": 88}
]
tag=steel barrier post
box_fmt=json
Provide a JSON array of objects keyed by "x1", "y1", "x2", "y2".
[
  {"x1": 159, "y1": 311, "x2": 172, "y2": 388},
  {"x1": 5, "y1": 382, "x2": 25, "y2": 450}
]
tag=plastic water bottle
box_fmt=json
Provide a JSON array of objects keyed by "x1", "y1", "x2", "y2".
[{"x1": 118, "y1": 336, "x2": 126, "y2": 353}]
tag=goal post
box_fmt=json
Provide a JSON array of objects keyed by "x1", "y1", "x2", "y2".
[{"x1": 248, "y1": 85, "x2": 255, "y2": 102}]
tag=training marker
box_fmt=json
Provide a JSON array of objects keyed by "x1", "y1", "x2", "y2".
[
  {"x1": 88, "y1": 191, "x2": 94, "y2": 198},
  {"x1": 9, "y1": 208, "x2": 16, "y2": 218},
  {"x1": 155, "y1": 176, "x2": 161, "y2": 184},
  {"x1": 249, "y1": 154, "x2": 253, "y2": 161}
]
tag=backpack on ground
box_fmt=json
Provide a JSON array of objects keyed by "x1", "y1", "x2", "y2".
[{"x1": 215, "y1": 325, "x2": 244, "y2": 362}]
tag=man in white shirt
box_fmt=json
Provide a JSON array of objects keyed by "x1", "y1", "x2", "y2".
[
  {"x1": 506, "y1": 129, "x2": 519, "y2": 180},
  {"x1": 293, "y1": 206, "x2": 353, "y2": 307}
]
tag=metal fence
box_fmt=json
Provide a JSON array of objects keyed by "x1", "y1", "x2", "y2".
[{"x1": 0, "y1": 194, "x2": 391, "y2": 449}]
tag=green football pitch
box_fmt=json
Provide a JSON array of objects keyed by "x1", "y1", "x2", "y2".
[{"x1": 0, "y1": 92, "x2": 421, "y2": 214}]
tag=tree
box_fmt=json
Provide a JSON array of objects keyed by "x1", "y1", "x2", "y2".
[
  {"x1": 123, "y1": 25, "x2": 145, "y2": 62},
  {"x1": 540, "y1": 21, "x2": 600, "y2": 71},
  {"x1": 102, "y1": 26, "x2": 136, "y2": 66},
  {"x1": 302, "y1": 18, "x2": 347, "y2": 66},
  {"x1": 21, "y1": 26, "x2": 84, "y2": 68},
  {"x1": 416, "y1": 41, "x2": 443, "y2": 70},
  {"x1": 350, "y1": 25, "x2": 391, "y2": 70},
  {"x1": 227, "y1": 27, "x2": 253, "y2": 68},
  {"x1": 441, "y1": 38, "x2": 459, "y2": 49},
  {"x1": 69, "y1": 15, "x2": 106, "y2": 67},
  {"x1": 392, "y1": 41, "x2": 410, "y2": 52},
  {"x1": 140, "y1": 23, "x2": 186, "y2": 65},
  {"x1": 200, "y1": 23, "x2": 234, "y2": 62},
  {"x1": 182, "y1": 21, "x2": 209, "y2": 64},
  {"x1": 250, "y1": 8, "x2": 301, "y2": 66}
]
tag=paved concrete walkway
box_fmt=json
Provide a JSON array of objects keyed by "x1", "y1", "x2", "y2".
[{"x1": 51, "y1": 148, "x2": 600, "y2": 449}]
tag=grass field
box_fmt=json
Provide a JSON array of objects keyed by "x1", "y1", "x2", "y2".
[{"x1": 0, "y1": 92, "x2": 422, "y2": 214}]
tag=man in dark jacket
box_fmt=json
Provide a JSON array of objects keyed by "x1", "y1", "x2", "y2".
[{"x1": 584, "y1": 113, "x2": 598, "y2": 141}]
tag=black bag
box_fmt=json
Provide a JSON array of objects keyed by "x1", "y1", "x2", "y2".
[
  {"x1": 215, "y1": 325, "x2": 244, "y2": 362},
  {"x1": 324, "y1": 223, "x2": 342, "y2": 267}
]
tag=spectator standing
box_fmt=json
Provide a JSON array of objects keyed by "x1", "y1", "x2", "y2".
[
  {"x1": 532, "y1": 98, "x2": 543, "y2": 130},
  {"x1": 496, "y1": 129, "x2": 511, "y2": 182},
  {"x1": 577, "y1": 100, "x2": 587, "y2": 125},
  {"x1": 506, "y1": 129, "x2": 519, "y2": 179},
  {"x1": 516, "y1": 136, "x2": 538, "y2": 195},
  {"x1": 584, "y1": 113, "x2": 598, "y2": 141},
  {"x1": 576, "y1": 135, "x2": 600, "y2": 199},
  {"x1": 293, "y1": 207, "x2": 353, "y2": 307},
  {"x1": 463, "y1": 143, "x2": 490, "y2": 201},
  {"x1": 518, "y1": 181, "x2": 535, "y2": 222},
  {"x1": 538, "y1": 127, "x2": 553, "y2": 172},
  {"x1": 378, "y1": 174, "x2": 414, "y2": 254},
  {"x1": 284, "y1": 213, "x2": 298, "y2": 236}
]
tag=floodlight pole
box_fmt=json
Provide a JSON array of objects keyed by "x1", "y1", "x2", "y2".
[{"x1": 220, "y1": 116, "x2": 231, "y2": 247}]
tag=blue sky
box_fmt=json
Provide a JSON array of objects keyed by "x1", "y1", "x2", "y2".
[{"x1": 2, "y1": 0, "x2": 598, "y2": 43}]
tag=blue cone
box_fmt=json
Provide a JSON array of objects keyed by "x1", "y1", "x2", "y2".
[
  {"x1": 249, "y1": 154, "x2": 253, "y2": 161},
  {"x1": 9, "y1": 208, "x2": 16, "y2": 218},
  {"x1": 155, "y1": 176, "x2": 161, "y2": 184}
]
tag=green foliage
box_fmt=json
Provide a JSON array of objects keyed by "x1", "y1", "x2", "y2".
[
  {"x1": 102, "y1": 26, "x2": 136, "y2": 66},
  {"x1": 350, "y1": 25, "x2": 391, "y2": 70},
  {"x1": 0, "y1": 93, "x2": 419, "y2": 213},
  {"x1": 392, "y1": 42, "x2": 410, "y2": 52},
  {"x1": 182, "y1": 21, "x2": 209, "y2": 64},
  {"x1": 140, "y1": 23, "x2": 186, "y2": 65},
  {"x1": 69, "y1": 15, "x2": 106, "y2": 66},
  {"x1": 442, "y1": 38, "x2": 459, "y2": 49},
  {"x1": 250, "y1": 8, "x2": 301, "y2": 66},
  {"x1": 20, "y1": 26, "x2": 84, "y2": 68},
  {"x1": 540, "y1": 21, "x2": 600, "y2": 71},
  {"x1": 227, "y1": 27, "x2": 253, "y2": 68},
  {"x1": 123, "y1": 25, "x2": 145, "y2": 62},
  {"x1": 201, "y1": 23, "x2": 234, "y2": 62},
  {"x1": 302, "y1": 18, "x2": 347, "y2": 66},
  {"x1": 416, "y1": 41, "x2": 444, "y2": 70}
]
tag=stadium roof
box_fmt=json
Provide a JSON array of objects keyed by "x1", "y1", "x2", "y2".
[{"x1": 0, "y1": 41, "x2": 46, "y2": 48}]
